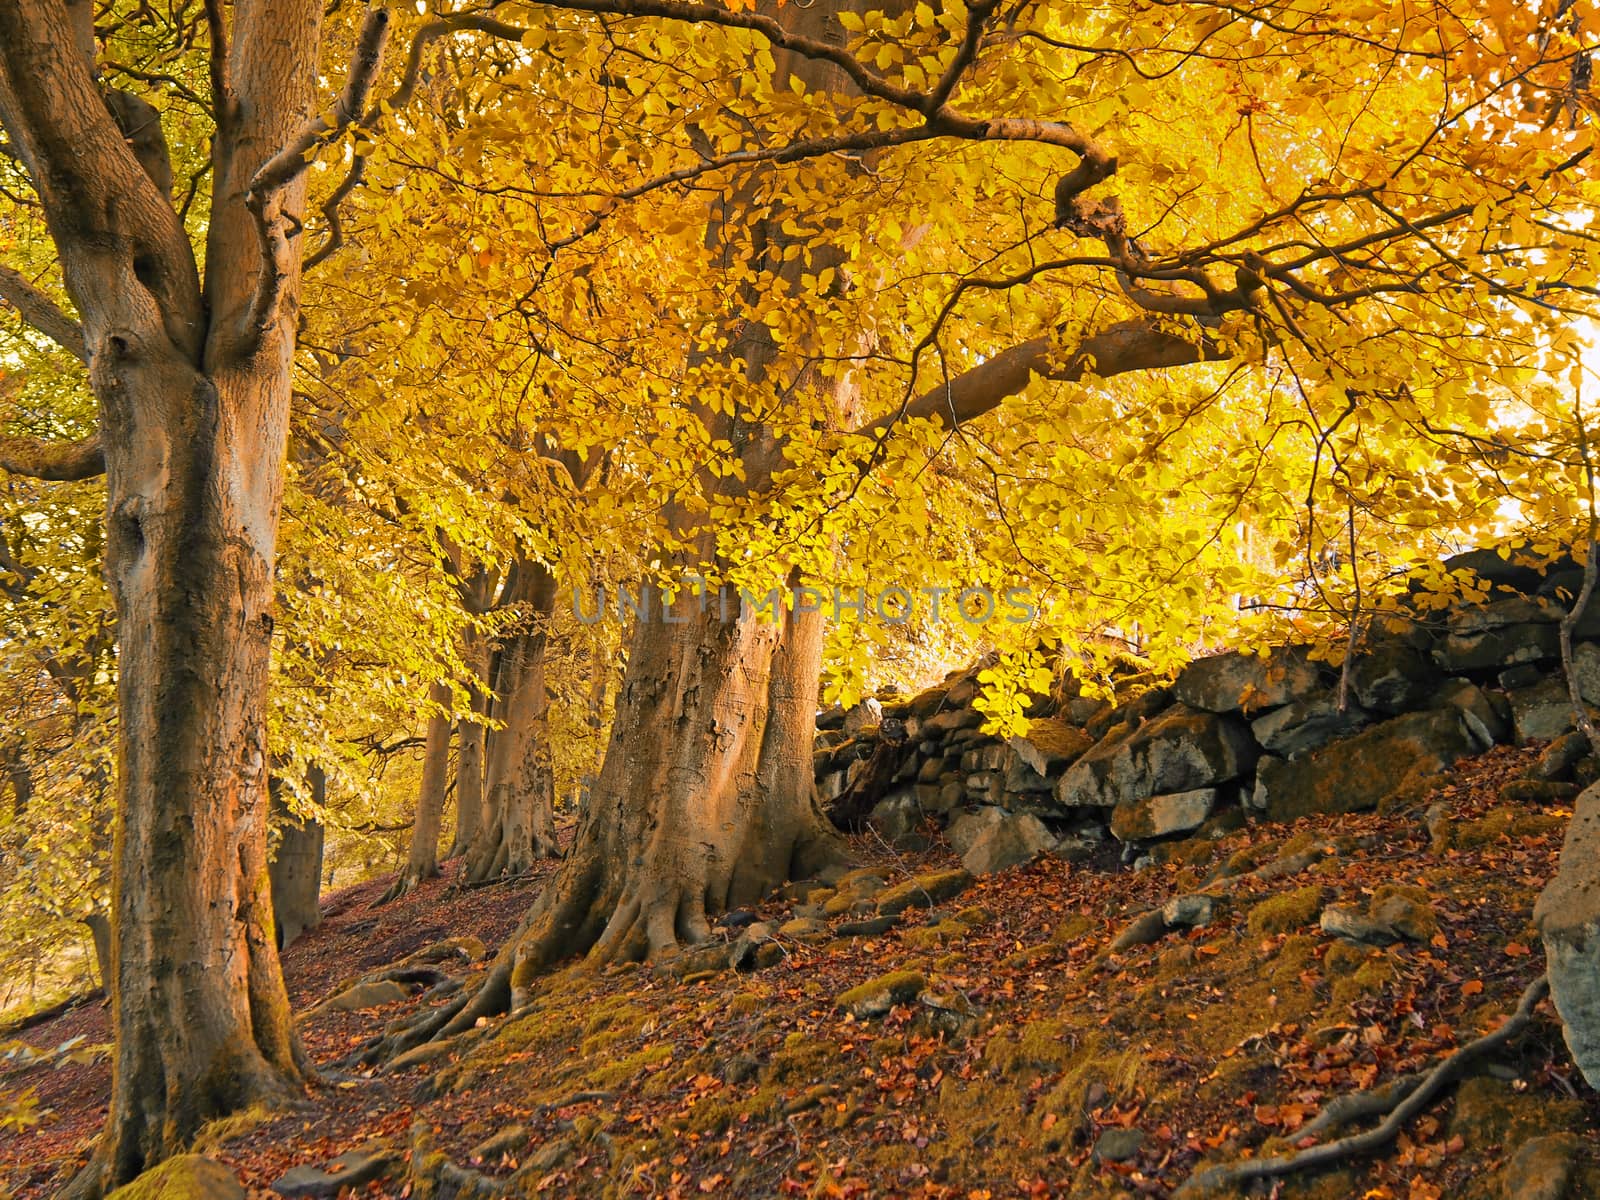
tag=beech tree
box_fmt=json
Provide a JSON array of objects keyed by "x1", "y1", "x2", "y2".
[{"x1": 2, "y1": 0, "x2": 1597, "y2": 1188}]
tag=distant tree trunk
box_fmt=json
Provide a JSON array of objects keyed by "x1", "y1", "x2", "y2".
[
  {"x1": 463, "y1": 558, "x2": 561, "y2": 880},
  {"x1": 81, "y1": 911, "x2": 110, "y2": 991},
  {"x1": 381, "y1": 680, "x2": 453, "y2": 901},
  {"x1": 449, "y1": 627, "x2": 489, "y2": 859},
  {"x1": 504, "y1": 582, "x2": 842, "y2": 997},
  {"x1": 269, "y1": 767, "x2": 326, "y2": 950},
  {"x1": 2, "y1": 736, "x2": 29, "y2": 816}
]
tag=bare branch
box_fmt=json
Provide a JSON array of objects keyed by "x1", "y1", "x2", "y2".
[
  {"x1": 0, "y1": 431, "x2": 104, "y2": 480},
  {"x1": 0, "y1": 264, "x2": 87, "y2": 361},
  {"x1": 241, "y1": 7, "x2": 390, "y2": 347}
]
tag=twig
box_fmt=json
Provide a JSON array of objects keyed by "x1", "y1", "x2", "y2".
[{"x1": 1174, "y1": 975, "x2": 1550, "y2": 1197}]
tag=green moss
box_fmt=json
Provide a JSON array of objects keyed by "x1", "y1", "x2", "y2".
[
  {"x1": 589, "y1": 1042, "x2": 672, "y2": 1089},
  {"x1": 903, "y1": 918, "x2": 969, "y2": 950},
  {"x1": 1331, "y1": 957, "x2": 1394, "y2": 1007},
  {"x1": 727, "y1": 993, "x2": 763, "y2": 1016},
  {"x1": 1048, "y1": 914, "x2": 1096, "y2": 948},
  {"x1": 1247, "y1": 886, "x2": 1326, "y2": 937},
  {"x1": 876, "y1": 869, "x2": 972, "y2": 915},
  {"x1": 954, "y1": 905, "x2": 993, "y2": 928},
  {"x1": 764, "y1": 1031, "x2": 837, "y2": 1084},
  {"x1": 836, "y1": 970, "x2": 927, "y2": 1017},
  {"x1": 104, "y1": 1156, "x2": 244, "y2": 1200},
  {"x1": 1323, "y1": 940, "x2": 1369, "y2": 978},
  {"x1": 1511, "y1": 812, "x2": 1569, "y2": 838},
  {"x1": 1457, "y1": 807, "x2": 1517, "y2": 849}
]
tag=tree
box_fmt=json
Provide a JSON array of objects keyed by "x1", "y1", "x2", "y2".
[
  {"x1": 0, "y1": 0, "x2": 390, "y2": 1188},
  {"x1": 333, "y1": 0, "x2": 1596, "y2": 1047}
]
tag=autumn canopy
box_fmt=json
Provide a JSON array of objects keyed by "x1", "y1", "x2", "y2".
[{"x1": 0, "y1": 0, "x2": 1598, "y2": 1195}]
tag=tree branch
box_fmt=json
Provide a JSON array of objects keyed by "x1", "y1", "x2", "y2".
[
  {"x1": 0, "y1": 264, "x2": 87, "y2": 361},
  {"x1": 0, "y1": 431, "x2": 105, "y2": 480},
  {"x1": 241, "y1": 6, "x2": 389, "y2": 349}
]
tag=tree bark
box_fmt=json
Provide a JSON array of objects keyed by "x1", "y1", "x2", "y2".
[
  {"x1": 450, "y1": 634, "x2": 488, "y2": 859},
  {"x1": 382, "y1": 681, "x2": 453, "y2": 901},
  {"x1": 0, "y1": 0, "x2": 370, "y2": 1188},
  {"x1": 269, "y1": 768, "x2": 326, "y2": 950},
  {"x1": 463, "y1": 558, "x2": 561, "y2": 881}
]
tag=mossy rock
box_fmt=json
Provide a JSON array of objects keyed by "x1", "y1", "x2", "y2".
[
  {"x1": 106, "y1": 1157, "x2": 245, "y2": 1200},
  {"x1": 1449, "y1": 1074, "x2": 1586, "y2": 1150},
  {"x1": 902, "y1": 918, "x2": 969, "y2": 950},
  {"x1": 1330, "y1": 955, "x2": 1394, "y2": 1007},
  {"x1": 876, "y1": 869, "x2": 973, "y2": 916},
  {"x1": 1247, "y1": 885, "x2": 1326, "y2": 937},
  {"x1": 837, "y1": 970, "x2": 927, "y2": 1018},
  {"x1": 1458, "y1": 807, "x2": 1518, "y2": 848},
  {"x1": 765, "y1": 1031, "x2": 838, "y2": 1084}
]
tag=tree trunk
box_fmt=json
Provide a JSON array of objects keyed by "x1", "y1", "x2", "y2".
[
  {"x1": 501, "y1": 582, "x2": 840, "y2": 1001},
  {"x1": 269, "y1": 767, "x2": 326, "y2": 950},
  {"x1": 448, "y1": 627, "x2": 489, "y2": 859},
  {"x1": 81, "y1": 911, "x2": 110, "y2": 992},
  {"x1": 2, "y1": 736, "x2": 29, "y2": 816},
  {"x1": 381, "y1": 681, "x2": 453, "y2": 901},
  {"x1": 463, "y1": 559, "x2": 561, "y2": 881}
]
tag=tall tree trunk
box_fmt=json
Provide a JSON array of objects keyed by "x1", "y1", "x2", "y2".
[
  {"x1": 2, "y1": 736, "x2": 29, "y2": 816},
  {"x1": 381, "y1": 680, "x2": 453, "y2": 901},
  {"x1": 463, "y1": 559, "x2": 561, "y2": 881},
  {"x1": 449, "y1": 627, "x2": 489, "y2": 858},
  {"x1": 81, "y1": 911, "x2": 111, "y2": 992},
  {"x1": 502, "y1": 582, "x2": 841, "y2": 1001},
  {"x1": 269, "y1": 767, "x2": 326, "y2": 949}
]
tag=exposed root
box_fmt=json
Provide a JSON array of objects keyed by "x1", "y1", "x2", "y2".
[
  {"x1": 375, "y1": 864, "x2": 438, "y2": 907},
  {"x1": 1174, "y1": 975, "x2": 1551, "y2": 1198}
]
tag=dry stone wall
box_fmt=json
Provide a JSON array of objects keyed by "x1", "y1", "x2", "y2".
[{"x1": 815, "y1": 548, "x2": 1600, "y2": 878}]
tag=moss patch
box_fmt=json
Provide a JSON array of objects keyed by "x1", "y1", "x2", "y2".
[{"x1": 1247, "y1": 886, "x2": 1326, "y2": 937}]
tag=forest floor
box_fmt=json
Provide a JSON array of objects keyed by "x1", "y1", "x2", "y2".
[{"x1": 2, "y1": 742, "x2": 1597, "y2": 1199}]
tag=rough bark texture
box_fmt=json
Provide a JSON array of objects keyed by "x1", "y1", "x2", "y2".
[
  {"x1": 505, "y1": 587, "x2": 843, "y2": 1000},
  {"x1": 382, "y1": 681, "x2": 453, "y2": 902},
  {"x1": 0, "y1": 0, "x2": 359, "y2": 1188},
  {"x1": 449, "y1": 628, "x2": 489, "y2": 859},
  {"x1": 269, "y1": 769, "x2": 326, "y2": 949},
  {"x1": 463, "y1": 559, "x2": 561, "y2": 881}
]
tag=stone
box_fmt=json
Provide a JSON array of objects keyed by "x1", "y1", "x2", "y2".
[
  {"x1": 961, "y1": 743, "x2": 1009, "y2": 773},
  {"x1": 1006, "y1": 718, "x2": 1093, "y2": 777},
  {"x1": 1002, "y1": 756, "x2": 1052, "y2": 795},
  {"x1": 1574, "y1": 642, "x2": 1600, "y2": 706},
  {"x1": 1501, "y1": 663, "x2": 1545, "y2": 690},
  {"x1": 107, "y1": 1156, "x2": 246, "y2": 1200},
  {"x1": 1502, "y1": 779, "x2": 1581, "y2": 805},
  {"x1": 960, "y1": 811, "x2": 1056, "y2": 875},
  {"x1": 1536, "y1": 781, "x2": 1600, "y2": 1087},
  {"x1": 1250, "y1": 695, "x2": 1370, "y2": 758},
  {"x1": 947, "y1": 806, "x2": 1008, "y2": 856},
  {"x1": 309, "y1": 978, "x2": 408, "y2": 1016},
  {"x1": 1110, "y1": 788, "x2": 1216, "y2": 841},
  {"x1": 916, "y1": 755, "x2": 947, "y2": 782},
  {"x1": 865, "y1": 791, "x2": 921, "y2": 843},
  {"x1": 1055, "y1": 705, "x2": 1255, "y2": 809},
  {"x1": 1498, "y1": 1133, "x2": 1581, "y2": 1200},
  {"x1": 1536, "y1": 730, "x2": 1591, "y2": 782},
  {"x1": 1051, "y1": 835, "x2": 1098, "y2": 863},
  {"x1": 272, "y1": 1148, "x2": 401, "y2": 1199},
  {"x1": 836, "y1": 970, "x2": 927, "y2": 1019},
  {"x1": 1435, "y1": 624, "x2": 1560, "y2": 673},
  {"x1": 920, "y1": 707, "x2": 984, "y2": 737},
  {"x1": 843, "y1": 697, "x2": 883, "y2": 735},
  {"x1": 876, "y1": 869, "x2": 973, "y2": 915},
  {"x1": 1437, "y1": 678, "x2": 1510, "y2": 748},
  {"x1": 1350, "y1": 640, "x2": 1440, "y2": 714},
  {"x1": 1093, "y1": 1128, "x2": 1145, "y2": 1163},
  {"x1": 1251, "y1": 709, "x2": 1477, "y2": 822},
  {"x1": 1319, "y1": 904, "x2": 1400, "y2": 945},
  {"x1": 1162, "y1": 893, "x2": 1214, "y2": 928},
  {"x1": 1172, "y1": 647, "x2": 1323, "y2": 714},
  {"x1": 936, "y1": 781, "x2": 965, "y2": 812},
  {"x1": 837, "y1": 914, "x2": 899, "y2": 938},
  {"x1": 1508, "y1": 677, "x2": 1585, "y2": 744}
]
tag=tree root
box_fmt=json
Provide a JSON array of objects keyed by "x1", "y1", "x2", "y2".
[
  {"x1": 375, "y1": 864, "x2": 438, "y2": 907},
  {"x1": 1174, "y1": 975, "x2": 1550, "y2": 1198}
]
